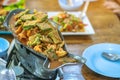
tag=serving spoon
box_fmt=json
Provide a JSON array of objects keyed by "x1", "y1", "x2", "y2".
[{"x1": 102, "y1": 52, "x2": 120, "y2": 61}]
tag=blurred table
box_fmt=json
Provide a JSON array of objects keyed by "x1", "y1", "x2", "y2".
[{"x1": 0, "y1": 0, "x2": 120, "y2": 80}]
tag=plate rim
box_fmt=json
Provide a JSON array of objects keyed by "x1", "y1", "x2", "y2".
[{"x1": 82, "y1": 43, "x2": 120, "y2": 78}]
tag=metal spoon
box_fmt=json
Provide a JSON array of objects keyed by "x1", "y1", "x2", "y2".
[{"x1": 102, "y1": 52, "x2": 120, "y2": 61}]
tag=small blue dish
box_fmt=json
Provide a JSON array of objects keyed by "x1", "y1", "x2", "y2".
[{"x1": 0, "y1": 37, "x2": 9, "y2": 57}]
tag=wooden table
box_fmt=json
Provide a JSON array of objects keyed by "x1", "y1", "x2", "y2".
[{"x1": 0, "y1": 0, "x2": 120, "y2": 80}]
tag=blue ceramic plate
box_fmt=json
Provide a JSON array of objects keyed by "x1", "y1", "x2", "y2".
[{"x1": 82, "y1": 43, "x2": 120, "y2": 78}]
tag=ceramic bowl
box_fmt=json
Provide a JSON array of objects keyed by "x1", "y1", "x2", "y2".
[
  {"x1": 58, "y1": 0, "x2": 84, "y2": 11},
  {"x1": 0, "y1": 37, "x2": 9, "y2": 57}
]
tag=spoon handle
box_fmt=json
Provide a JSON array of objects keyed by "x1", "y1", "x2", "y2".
[
  {"x1": 102, "y1": 52, "x2": 120, "y2": 61},
  {"x1": 80, "y1": 0, "x2": 90, "y2": 19},
  {"x1": 67, "y1": 0, "x2": 73, "y2": 6}
]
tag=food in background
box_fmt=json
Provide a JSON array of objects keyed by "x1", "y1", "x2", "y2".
[
  {"x1": 50, "y1": 12, "x2": 86, "y2": 32},
  {"x1": 11, "y1": 9, "x2": 77, "y2": 68},
  {"x1": 2, "y1": 0, "x2": 25, "y2": 10},
  {"x1": 3, "y1": 0, "x2": 19, "y2": 5},
  {"x1": 0, "y1": 0, "x2": 25, "y2": 32},
  {"x1": 0, "y1": 9, "x2": 9, "y2": 31}
]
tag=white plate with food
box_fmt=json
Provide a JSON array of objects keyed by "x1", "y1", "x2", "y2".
[{"x1": 48, "y1": 12, "x2": 95, "y2": 35}]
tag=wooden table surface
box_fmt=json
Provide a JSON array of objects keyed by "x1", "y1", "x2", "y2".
[{"x1": 0, "y1": 0, "x2": 120, "y2": 80}]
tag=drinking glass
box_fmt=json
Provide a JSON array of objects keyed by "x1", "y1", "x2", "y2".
[{"x1": 0, "y1": 68, "x2": 16, "y2": 80}]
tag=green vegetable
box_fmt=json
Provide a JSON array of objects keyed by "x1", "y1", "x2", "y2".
[
  {"x1": 34, "y1": 12, "x2": 48, "y2": 22},
  {"x1": 46, "y1": 48, "x2": 58, "y2": 61},
  {"x1": 37, "y1": 21, "x2": 53, "y2": 35},
  {"x1": 27, "y1": 34, "x2": 41, "y2": 46},
  {"x1": 48, "y1": 30, "x2": 61, "y2": 44},
  {"x1": 3, "y1": 0, "x2": 25, "y2": 11},
  {"x1": 15, "y1": 9, "x2": 29, "y2": 19},
  {"x1": 71, "y1": 14, "x2": 79, "y2": 22},
  {"x1": 53, "y1": 16, "x2": 59, "y2": 23},
  {"x1": 40, "y1": 35, "x2": 53, "y2": 43},
  {"x1": 20, "y1": 14, "x2": 36, "y2": 21},
  {"x1": 0, "y1": 16, "x2": 5, "y2": 23},
  {"x1": 23, "y1": 20, "x2": 38, "y2": 30},
  {"x1": 15, "y1": 19, "x2": 22, "y2": 26}
]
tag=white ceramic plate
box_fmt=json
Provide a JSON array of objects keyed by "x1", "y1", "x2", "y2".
[
  {"x1": 48, "y1": 12, "x2": 95, "y2": 35},
  {"x1": 82, "y1": 43, "x2": 120, "y2": 78}
]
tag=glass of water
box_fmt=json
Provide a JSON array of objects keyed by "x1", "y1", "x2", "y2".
[
  {"x1": 0, "y1": 68, "x2": 16, "y2": 80},
  {"x1": 61, "y1": 64, "x2": 85, "y2": 80}
]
